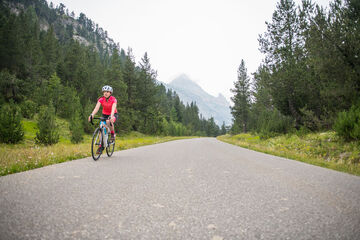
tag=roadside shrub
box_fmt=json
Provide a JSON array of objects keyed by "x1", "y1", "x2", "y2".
[
  {"x1": 300, "y1": 107, "x2": 321, "y2": 131},
  {"x1": 35, "y1": 104, "x2": 59, "y2": 145},
  {"x1": 165, "y1": 121, "x2": 189, "y2": 136},
  {"x1": 195, "y1": 130, "x2": 206, "y2": 136},
  {"x1": 160, "y1": 118, "x2": 169, "y2": 135},
  {"x1": 139, "y1": 109, "x2": 163, "y2": 135},
  {"x1": 0, "y1": 103, "x2": 24, "y2": 143},
  {"x1": 20, "y1": 100, "x2": 37, "y2": 119},
  {"x1": 230, "y1": 120, "x2": 242, "y2": 134},
  {"x1": 69, "y1": 110, "x2": 84, "y2": 143},
  {"x1": 334, "y1": 103, "x2": 360, "y2": 141},
  {"x1": 259, "y1": 109, "x2": 294, "y2": 139},
  {"x1": 296, "y1": 125, "x2": 311, "y2": 137}
]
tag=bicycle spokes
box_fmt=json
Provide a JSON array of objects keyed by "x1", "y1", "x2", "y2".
[
  {"x1": 91, "y1": 128, "x2": 103, "y2": 161},
  {"x1": 95, "y1": 131, "x2": 102, "y2": 145}
]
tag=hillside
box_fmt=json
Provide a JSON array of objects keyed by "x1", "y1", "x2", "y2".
[
  {"x1": 0, "y1": 0, "x2": 223, "y2": 137},
  {"x1": 165, "y1": 74, "x2": 232, "y2": 126},
  {"x1": 3, "y1": 0, "x2": 121, "y2": 57}
]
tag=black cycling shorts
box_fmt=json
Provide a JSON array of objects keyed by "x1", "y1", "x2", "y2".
[{"x1": 102, "y1": 113, "x2": 118, "y2": 123}]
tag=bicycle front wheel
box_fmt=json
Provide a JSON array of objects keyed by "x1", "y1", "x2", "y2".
[
  {"x1": 106, "y1": 135, "x2": 115, "y2": 157},
  {"x1": 91, "y1": 128, "x2": 103, "y2": 161}
]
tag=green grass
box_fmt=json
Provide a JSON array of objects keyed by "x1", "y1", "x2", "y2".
[
  {"x1": 0, "y1": 119, "x2": 194, "y2": 176},
  {"x1": 217, "y1": 132, "x2": 360, "y2": 176}
]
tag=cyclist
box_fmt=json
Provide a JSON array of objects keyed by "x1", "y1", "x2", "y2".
[{"x1": 88, "y1": 85, "x2": 118, "y2": 152}]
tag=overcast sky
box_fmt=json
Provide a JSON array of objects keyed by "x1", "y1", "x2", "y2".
[{"x1": 49, "y1": 0, "x2": 332, "y2": 102}]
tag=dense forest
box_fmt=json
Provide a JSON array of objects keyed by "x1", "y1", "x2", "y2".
[
  {"x1": 230, "y1": 0, "x2": 360, "y2": 141},
  {"x1": 0, "y1": 0, "x2": 223, "y2": 144}
]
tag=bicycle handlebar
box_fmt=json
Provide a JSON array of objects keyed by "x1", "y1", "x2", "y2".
[{"x1": 89, "y1": 116, "x2": 112, "y2": 126}]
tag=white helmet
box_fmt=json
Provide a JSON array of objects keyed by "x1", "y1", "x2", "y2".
[{"x1": 102, "y1": 85, "x2": 113, "y2": 93}]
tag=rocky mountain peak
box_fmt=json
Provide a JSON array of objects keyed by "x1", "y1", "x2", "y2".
[{"x1": 165, "y1": 74, "x2": 232, "y2": 125}]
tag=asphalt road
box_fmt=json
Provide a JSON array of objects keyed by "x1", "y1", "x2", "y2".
[{"x1": 1, "y1": 138, "x2": 360, "y2": 240}]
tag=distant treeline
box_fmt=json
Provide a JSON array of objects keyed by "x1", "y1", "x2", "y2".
[
  {"x1": 230, "y1": 0, "x2": 360, "y2": 140},
  {"x1": 0, "y1": 0, "x2": 224, "y2": 139}
]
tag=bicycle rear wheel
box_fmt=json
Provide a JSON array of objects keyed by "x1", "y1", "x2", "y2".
[
  {"x1": 106, "y1": 134, "x2": 115, "y2": 157},
  {"x1": 91, "y1": 128, "x2": 103, "y2": 161}
]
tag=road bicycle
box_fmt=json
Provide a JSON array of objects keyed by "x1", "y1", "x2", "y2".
[{"x1": 90, "y1": 116, "x2": 115, "y2": 161}]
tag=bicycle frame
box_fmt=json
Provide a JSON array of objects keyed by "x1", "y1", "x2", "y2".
[
  {"x1": 91, "y1": 116, "x2": 111, "y2": 147},
  {"x1": 90, "y1": 116, "x2": 115, "y2": 160},
  {"x1": 99, "y1": 120, "x2": 109, "y2": 147}
]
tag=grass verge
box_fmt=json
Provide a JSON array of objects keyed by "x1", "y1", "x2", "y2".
[
  {"x1": 217, "y1": 132, "x2": 360, "y2": 176},
  {"x1": 0, "y1": 123, "x2": 194, "y2": 176}
]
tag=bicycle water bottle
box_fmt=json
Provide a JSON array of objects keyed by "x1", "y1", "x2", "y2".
[
  {"x1": 103, "y1": 122, "x2": 108, "y2": 147},
  {"x1": 103, "y1": 130, "x2": 108, "y2": 147}
]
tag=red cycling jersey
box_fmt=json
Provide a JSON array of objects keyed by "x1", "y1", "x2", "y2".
[{"x1": 98, "y1": 96, "x2": 118, "y2": 115}]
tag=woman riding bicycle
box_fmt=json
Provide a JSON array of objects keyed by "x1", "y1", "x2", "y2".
[{"x1": 88, "y1": 85, "x2": 118, "y2": 142}]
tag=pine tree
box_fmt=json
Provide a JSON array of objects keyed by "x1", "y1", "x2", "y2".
[
  {"x1": 250, "y1": 65, "x2": 275, "y2": 132},
  {"x1": 106, "y1": 48, "x2": 127, "y2": 104},
  {"x1": 62, "y1": 41, "x2": 88, "y2": 92},
  {"x1": 304, "y1": 0, "x2": 360, "y2": 121},
  {"x1": 230, "y1": 60, "x2": 251, "y2": 133},
  {"x1": 35, "y1": 103, "x2": 59, "y2": 145},
  {"x1": 20, "y1": 7, "x2": 42, "y2": 84},
  {"x1": 138, "y1": 52, "x2": 158, "y2": 133},
  {"x1": 20, "y1": 99, "x2": 37, "y2": 119},
  {"x1": 205, "y1": 117, "x2": 220, "y2": 137},
  {"x1": 220, "y1": 122, "x2": 227, "y2": 135},
  {"x1": 40, "y1": 27, "x2": 58, "y2": 78},
  {"x1": 258, "y1": 0, "x2": 324, "y2": 128},
  {"x1": 138, "y1": 52, "x2": 157, "y2": 110},
  {"x1": 0, "y1": 103, "x2": 24, "y2": 144},
  {"x1": 57, "y1": 86, "x2": 79, "y2": 119},
  {"x1": 122, "y1": 48, "x2": 139, "y2": 130},
  {"x1": 170, "y1": 106, "x2": 178, "y2": 122},
  {"x1": 123, "y1": 48, "x2": 137, "y2": 109},
  {"x1": 0, "y1": 9, "x2": 22, "y2": 72},
  {"x1": 334, "y1": 101, "x2": 360, "y2": 141},
  {"x1": 83, "y1": 47, "x2": 106, "y2": 103},
  {"x1": 47, "y1": 72, "x2": 62, "y2": 114},
  {"x1": 70, "y1": 109, "x2": 84, "y2": 143},
  {"x1": 105, "y1": 48, "x2": 127, "y2": 133},
  {"x1": 0, "y1": 69, "x2": 21, "y2": 103},
  {"x1": 173, "y1": 95, "x2": 184, "y2": 123}
]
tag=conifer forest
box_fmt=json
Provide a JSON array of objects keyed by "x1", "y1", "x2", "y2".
[
  {"x1": 230, "y1": 0, "x2": 360, "y2": 141},
  {"x1": 0, "y1": 0, "x2": 359, "y2": 143},
  {"x1": 0, "y1": 0, "x2": 222, "y2": 143}
]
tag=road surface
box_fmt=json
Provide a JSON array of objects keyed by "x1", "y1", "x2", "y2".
[{"x1": 1, "y1": 138, "x2": 360, "y2": 239}]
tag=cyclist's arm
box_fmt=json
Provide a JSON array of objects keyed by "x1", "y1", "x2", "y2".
[
  {"x1": 110, "y1": 102, "x2": 117, "y2": 120},
  {"x1": 91, "y1": 102, "x2": 101, "y2": 117}
]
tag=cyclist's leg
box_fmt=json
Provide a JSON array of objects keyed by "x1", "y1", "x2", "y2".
[
  {"x1": 107, "y1": 122, "x2": 115, "y2": 141},
  {"x1": 106, "y1": 120, "x2": 114, "y2": 131},
  {"x1": 107, "y1": 113, "x2": 117, "y2": 141},
  {"x1": 101, "y1": 114, "x2": 111, "y2": 133},
  {"x1": 105, "y1": 119, "x2": 114, "y2": 133}
]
